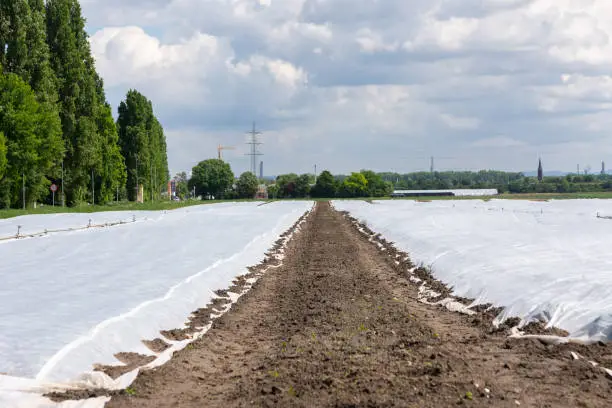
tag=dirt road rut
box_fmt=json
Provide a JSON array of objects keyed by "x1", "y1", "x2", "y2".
[{"x1": 108, "y1": 202, "x2": 611, "y2": 407}]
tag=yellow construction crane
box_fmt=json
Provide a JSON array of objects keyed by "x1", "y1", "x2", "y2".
[{"x1": 217, "y1": 145, "x2": 235, "y2": 160}]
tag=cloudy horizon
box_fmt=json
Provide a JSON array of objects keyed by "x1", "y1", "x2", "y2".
[{"x1": 82, "y1": 0, "x2": 612, "y2": 177}]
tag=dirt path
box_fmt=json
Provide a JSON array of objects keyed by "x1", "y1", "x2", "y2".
[{"x1": 107, "y1": 202, "x2": 611, "y2": 407}]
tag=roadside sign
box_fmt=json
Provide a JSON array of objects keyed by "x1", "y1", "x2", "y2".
[{"x1": 50, "y1": 184, "x2": 58, "y2": 207}]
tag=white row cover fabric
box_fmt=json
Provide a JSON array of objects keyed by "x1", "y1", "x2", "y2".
[
  {"x1": 0, "y1": 201, "x2": 311, "y2": 406},
  {"x1": 333, "y1": 199, "x2": 612, "y2": 343}
]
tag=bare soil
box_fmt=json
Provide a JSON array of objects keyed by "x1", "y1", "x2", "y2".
[
  {"x1": 94, "y1": 353, "x2": 156, "y2": 380},
  {"x1": 98, "y1": 202, "x2": 611, "y2": 407}
]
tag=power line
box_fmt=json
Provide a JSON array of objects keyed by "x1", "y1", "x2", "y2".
[
  {"x1": 246, "y1": 122, "x2": 263, "y2": 176},
  {"x1": 402, "y1": 156, "x2": 455, "y2": 173}
]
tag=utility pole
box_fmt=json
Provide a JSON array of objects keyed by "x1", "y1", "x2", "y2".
[
  {"x1": 91, "y1": 169, "x2": 95, "y2": 205},
  {"x1": 246, "y1": 122, "x2": 263, "y2": 176},
  {"x1": 61, "y1": 161, "x2": 65, "y2": 207},
  {"x1": 22, "y1": 173, "x2": 25, "y2": 210},
  {"x1": 430, "y1": 156, "x2": 435, "y2": 183},
  {"x1": 135, "y1": 154, "x2": 139, "y2": 203},
  {"x1": 314, "y1": 164, "x2": 317, "y2": 184},
  {"x1": 577, "y1": 164, "x2": 580, "y2": 175}
]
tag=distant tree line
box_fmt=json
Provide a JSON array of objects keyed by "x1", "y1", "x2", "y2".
[
  {"x1": 180, "y1": 159, "x2": 261, "y2": 200},
  {"x1": 180, "y1": 162, "x2": 395, "y2": 201},
  {"x1": 378, "y1": 171, "x2": 524, "y2": 193},
  {"x1": 507, "y1": 174, "x2": 612, "y2": 194},
  {"x1": 268, "y1": 170, "x2": 393, "y2": 199},
  {"x1": 176, "y1": 163, "x2": 612, "y2": 201},
  {"x1": 267, "y1": 170, "x2": 612, "y2": 199},
  {"x1": 379, "y1": 170, "x2": 612, "y2": 194},
  {"x1": 0, "y1": 0, "x2": 168, "y2": 208}
]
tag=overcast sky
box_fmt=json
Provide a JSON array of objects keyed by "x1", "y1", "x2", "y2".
[{"x1": 82, "y1": 0, "x2": 612, "y2": 176}]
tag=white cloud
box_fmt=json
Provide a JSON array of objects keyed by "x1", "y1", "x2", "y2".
[
  {"x1": 406, "y1": 17, "x2": 479, "y2": 51},
  {"x1": 81, "y1": 0, "x2": 612, "y2": 174},
  {"x1": 248, "y1": 56, "x2": 307, "y2": 88},
  {"x1": 90, "y1": 27, "x2": 221, "y2": 85},
  {"x1": 440, "y1": 114, "x2": 481, "y2": 130},
  {"x1": 270, "y1": 21, "x2": 333, "y2": 43},
  {"x1": 89, "y1": 25, "x2": 308, "y2": 113},
  {"x1": 472, "y1": 136, "x2": 526, "y2": 148},
  {"x1": 356, "y1": 28, "x2": 399, "y2": 53}
]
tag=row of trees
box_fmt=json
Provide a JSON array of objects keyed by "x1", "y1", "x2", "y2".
[
  {"x1": 180, "y1": 164, "x2": 394, "y2": 201},
  {"x1": 379, "y1": 170, "x2": 524, "y2": 192},
  {"x1": 379, "y1": 170, "x2": 612, "y2": 194},
  {"x1": 508, "y1": 174, "x2": 612, "y2": 194},
  {"x1": 268, "y1": 170, "x2": 393, "y2": 199},
  {"x1": 0, "y1": 0, "x2": 168, "y2": 208},
  {"x1": 180, "y1": 163, "x2": 612, "y2": 201},
  {"x1": 0, "y1": 0, "x2": 121, "y2": 207},
  {"x1": 185, "y1": 159, "x2": 260, "y2": 200}
]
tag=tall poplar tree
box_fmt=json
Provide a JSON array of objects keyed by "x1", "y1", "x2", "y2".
[
  {"x1": 0, "y1": 71, "x2": 63, "y2": 208},
  {"x1": 0, "y1": 132, "x2": 6, "y2": 181},
  {"x1": 26, "y1": 0, "x2": 59, "y2": 106},
  {"x1": 0, "y1": 0, "x2": 58, "y2": 104},
  {"x1": 117, "y1": 90, "x2": 169, "y2": 202},
  {"x1": 0, "y1": 0, "x2": 28, "y2": 78},
  {"x1": 0, "y1": 1, "x2": 64, "y2": 208},
  {"x1": 46, "y1": 0, "x2": 124, "y2": 205}
]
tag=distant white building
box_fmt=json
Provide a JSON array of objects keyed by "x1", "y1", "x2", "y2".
[{"x1": 391, "y1": 189, "x2": 498, "y2": 197}]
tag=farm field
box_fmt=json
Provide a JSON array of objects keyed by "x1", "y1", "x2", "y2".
[
  {"x1": 1, "y1": 200, "x2": 611, "y2": 407},
  {"x1": 334, "y1": 199, "x2": 612, "y2": 341},
  {"x1": 0, "y1": 199, "x2": 258, "y2": 221},
  {"x1": 4, "y1": 191, "x2": 612, "y2": 223},
  {"x1": 105, "y1": 202, "x2": 611, "y2": 408},
  {"x1": 382, "y1": 191, "x2": 612, "y2": 201},
  {"x1": 0, "y1": 201, "x2": 312, "y2": 406}
]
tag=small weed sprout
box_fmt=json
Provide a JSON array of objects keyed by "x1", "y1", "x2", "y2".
[{"x1": 125, "y1": 387, "x2": 136, "y2": 396}]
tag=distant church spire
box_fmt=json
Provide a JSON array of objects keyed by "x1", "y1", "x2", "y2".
[{"x1": 537, "y1": 158, "x2": 543, "y2": 182}]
